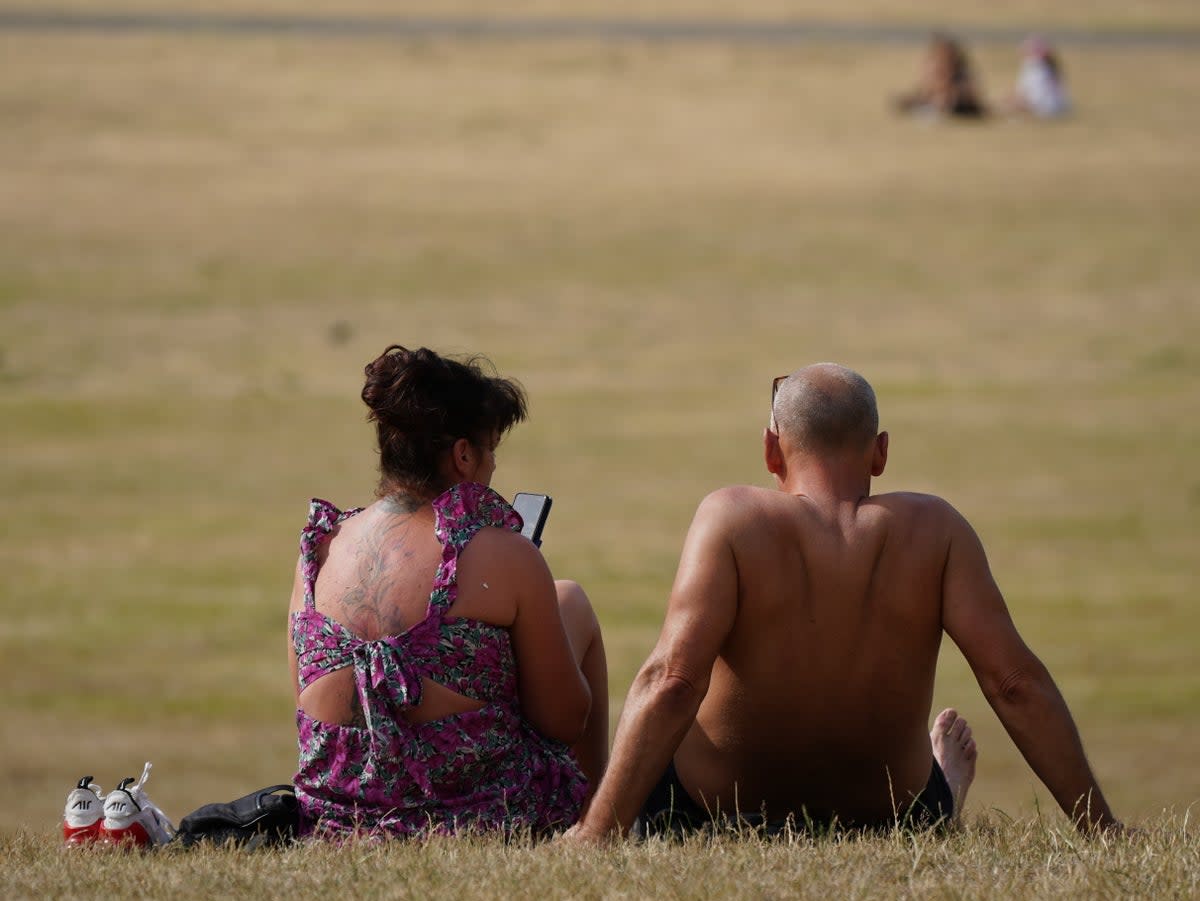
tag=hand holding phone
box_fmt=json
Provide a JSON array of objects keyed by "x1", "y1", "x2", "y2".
[{"x1": 512, "y1": 492, "x2": 553, "y2": 547}]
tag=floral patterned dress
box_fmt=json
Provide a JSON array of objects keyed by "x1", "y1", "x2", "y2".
[{"x1": 291, "y1": 482, "x2": 587, "y2": 837}]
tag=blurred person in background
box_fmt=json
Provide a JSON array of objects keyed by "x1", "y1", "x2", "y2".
[
  {"x1": 287, "y1": 345, "x2": 608, "y2": 838},
  {"x1": 892, "y1": 32, "x2": 988, "y2": 119},
  {"x1": 1002, "y1": 35, "x2": 1071, "y2": 119}
]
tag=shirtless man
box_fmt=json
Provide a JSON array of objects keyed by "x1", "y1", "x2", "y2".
[{"x1": 568, "y1": 363, "x2": 1119, "y2": 838}]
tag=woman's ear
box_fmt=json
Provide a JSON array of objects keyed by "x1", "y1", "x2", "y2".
[{"x1": 449, "y1": 437, "x2": 475, "y2": 479}]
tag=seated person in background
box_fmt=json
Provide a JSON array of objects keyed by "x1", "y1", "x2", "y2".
[
  {"x1": 567, "y1": 364, "x2": 1120, "y2": 840},
  {"x1": 893, "y1": 33, "x2": 987, "y2": 119},
  {"x1": 288, "y1": 344, "x2": 608, "y2": 838},
  {"x1": 1002, "y1": 35, "x2": 1071, "y2": 119}
]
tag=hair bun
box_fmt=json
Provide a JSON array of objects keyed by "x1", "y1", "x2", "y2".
[
  {"x1": 361, "y1": 345, "x2": 447, "y2": 430},
  {"x1": 361, "y1": 344, "x2": 527, "y2": 496}
]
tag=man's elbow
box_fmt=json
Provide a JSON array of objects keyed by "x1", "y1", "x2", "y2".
[
  {"x1": 637, "y1": 662, "x2": 707, "y2": 720},
  {"x1": 982, "y1": 662, "x2": 1052, "y2": 709}
]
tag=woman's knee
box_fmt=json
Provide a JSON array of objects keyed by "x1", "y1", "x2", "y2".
[
  {"x1": 555, "y1": 580, "x2": 599, "y2": 654},
  {"x1": 556, "y1": 578, "x2": 594, "y2": 619},
  {"x1": 555, "y1": 578, "x2": 588, "y2": 608}
]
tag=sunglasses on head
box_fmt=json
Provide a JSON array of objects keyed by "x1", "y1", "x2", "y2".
[
  {"x1": 771, "y1": 374, "x2": 789, "y2": 404},
  {"x1": 769, "y1": 374, "x2": 789, "y2": 431}
]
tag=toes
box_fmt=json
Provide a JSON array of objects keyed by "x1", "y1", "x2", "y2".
[
  {"x1": 931, "y1": 708, "x2": 979, "y2": 768},
  {"x1": 933, "y1": 708, "x2": 958, "y2": 733},
  {"x1": 948, "y1": 716, "x2": 968, "y2": 743}
]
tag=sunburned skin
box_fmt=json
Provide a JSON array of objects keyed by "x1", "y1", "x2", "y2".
[{"x1": 671, "y1": 486, "x2": 970, "y2": 825}]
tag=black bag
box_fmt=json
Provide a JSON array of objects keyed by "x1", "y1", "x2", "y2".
[{"x1": 175, "y1": 784, "x2": 299, "y2": 849}]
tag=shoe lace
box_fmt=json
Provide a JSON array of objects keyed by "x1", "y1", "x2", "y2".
[
  {"x1": 130, "y1": 762, "x2": 153, "y2": 795},
  {"x1": 121, "y1": 762, "x2": 175, "y2": 837}
]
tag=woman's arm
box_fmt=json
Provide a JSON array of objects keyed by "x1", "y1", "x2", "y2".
[
  {"x1": 286, "y1": 556, "x2": 304, "y2": 704},
  {"x1": 484, "y1": 533, "x2": 591, "y2": 743}
]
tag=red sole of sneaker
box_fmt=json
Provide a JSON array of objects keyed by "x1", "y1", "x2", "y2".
[
  {"x1": 63, "y1": 824, "x2": 103, "y2": 845},
  {"x1": 98, "y1": 821, "x2": 152, "y2": 848}
]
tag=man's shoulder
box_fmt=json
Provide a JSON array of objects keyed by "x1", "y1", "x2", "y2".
[
  {"x1": 700, "y1": 487, "x2": 960, "y2": 514},
  {"x1": 873, "y1": 494, "x2": 955, "y2": 513},
  {"x1": 699, "y1": 484, "x2": 780, "y2": 513},
  {"x1": 871, "y1": 490, "x2": 953, "y2": 510},
  {"x1": 704, "y1": 484, "x2": 777, "y2": 502},
  {"x1": 686, "y1": 485, "x2": 783, "y2": 533},
  {"x1": 697, "y1": 487, "x2": 967, "y2": 527},
  {"x1": 869, "y1": 491, "x2": 968, "y2": 528}
]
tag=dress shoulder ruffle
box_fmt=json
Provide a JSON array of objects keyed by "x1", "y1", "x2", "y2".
[{"x1": 432, "y1": 482, "x2": 523, "y2": 549}]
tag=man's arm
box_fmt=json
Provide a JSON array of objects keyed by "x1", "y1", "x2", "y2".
[
  {"x1": 566, "y1": 491, "x2": 740, "y2": 841},
  {"x1": 940, "y1": 504, "x2": 1120, "y2": 832}
]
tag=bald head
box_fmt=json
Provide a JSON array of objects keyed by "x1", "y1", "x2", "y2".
[{"x1": 772, "y1": 363, "x2": 879, "y2": 454}]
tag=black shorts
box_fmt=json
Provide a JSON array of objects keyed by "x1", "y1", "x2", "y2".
[{"x1": 636, "y1": 759, "x2": 954, "y2": 837}]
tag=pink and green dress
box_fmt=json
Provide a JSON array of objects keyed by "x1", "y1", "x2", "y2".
[{"x1": 291, "y1": 482, "x2": 587, "y2": 837}]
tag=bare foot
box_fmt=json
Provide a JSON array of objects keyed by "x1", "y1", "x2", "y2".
[{"x1": 931, "y1": 708, "x2": 977, "y2": 820}]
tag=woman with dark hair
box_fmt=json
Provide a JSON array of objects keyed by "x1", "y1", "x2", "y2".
[
  {"x1": 892, "y1": 33, "x2": 987, "y2": 119},
  {"x1": 287, "y1": 345, "x2": 608, "y2": 838}
]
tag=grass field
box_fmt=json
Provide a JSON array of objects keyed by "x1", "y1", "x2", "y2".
[{"x1": 2, "y1": 2, "x2": 1198, "y2": 895}]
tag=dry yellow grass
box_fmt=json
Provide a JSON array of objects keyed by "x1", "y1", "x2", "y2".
[
  {"x1": 2, "y1": 12, "x2": 1198, "y2": 855},
  {"x1": 3, "y1": 813, "x2": 1199, "y2": 901}
]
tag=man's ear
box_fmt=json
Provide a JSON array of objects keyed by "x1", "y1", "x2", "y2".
[
  {"x1": 764, "y1": 428, "x2": 785, "y2": 477},
  {"x1": 870, "y1": 431, "x2": 889, "y2": 477}
]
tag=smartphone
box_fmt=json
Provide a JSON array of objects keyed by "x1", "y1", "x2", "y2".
[{"x1": 512, "y1": 492, "x2": 553, "y2": 548}]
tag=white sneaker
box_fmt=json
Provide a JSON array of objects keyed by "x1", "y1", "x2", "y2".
[
  {"x1": 63, "y1": 776, "x2": 106, "y2": 845},
  {"x1": 99, "y1": 763, "x2": 175, "y2": 848}
]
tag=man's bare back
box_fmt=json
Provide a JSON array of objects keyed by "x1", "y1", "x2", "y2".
[
  {"x1": 567, "y1": 363, "x2": 1119, "y2": 841},
  {"x1": 676, "y1": 485, "x2": 959, "y2": 824}
]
